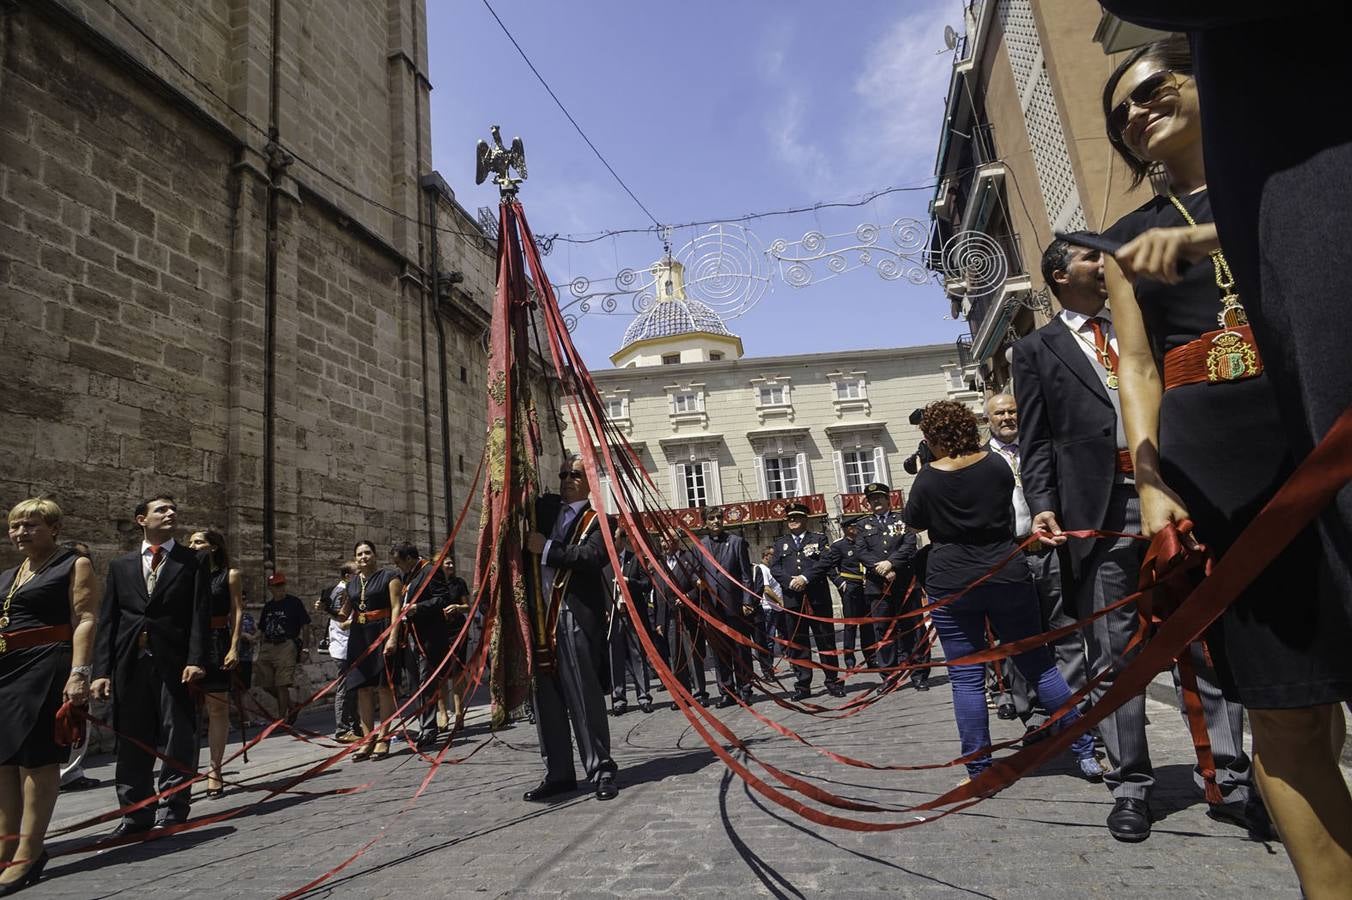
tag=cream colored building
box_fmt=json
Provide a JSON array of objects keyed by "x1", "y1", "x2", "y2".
[{"x1": 591, "y1": 271, "x2": 975, "y2": 547}]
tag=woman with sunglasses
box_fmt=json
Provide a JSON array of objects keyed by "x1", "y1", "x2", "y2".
[
  {"x1": 184, "y1": 530, "x2": 243, "y2": 798},
  {"x1": 1101, "y1": 37, "x2": 1352, "y2": 893},
  {"x1": 343, "y1": 540, "x2": 402, "y2": 760}
]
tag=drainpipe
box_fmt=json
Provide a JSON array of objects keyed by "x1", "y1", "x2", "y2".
[{"x1": 261, "y1": 0, "x2": 284, "y2": 568}]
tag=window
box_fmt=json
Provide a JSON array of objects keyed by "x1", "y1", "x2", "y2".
[
  {"x1": 758, "y1": 385, "x2": 786, "y2": 406},
  {"x1": 836, "y1": 380, "x2": 863, "y2": 400},
  {"x1": 763, "y1": 455, "x2": 799, "y2": 499},
  {"x1": 672, "y1": 391, "x2": 699, "y2": 414},
  {"x1": 678, "y1": 462, "x2": 709, "y2": 508},
  {"x1": 709, "y1": 351, "x2": 723, "y2": 361},
  {"x1": 662, "y1": 353, "x2": 680, "y2": 365},
  {"x1": 605, "y1": 396, "x2": 627, "y2": 419},
  {"x1": 842, "y1": 449, "x2": 876, "y2": 495}
]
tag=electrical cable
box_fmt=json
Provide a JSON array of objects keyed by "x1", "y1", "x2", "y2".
[{"x1": 479, "y1": 0, "x2": 663, "y2": 231}]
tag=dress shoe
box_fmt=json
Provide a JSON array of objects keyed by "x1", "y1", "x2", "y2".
[
  {"x1": 611, "y1": 700, "x2": 628, "y2": 717},
  {"x1": 334, "y1": 731, "x2": 361, "y2": 744},
  {"x1": 996, "y1": 702, "x2": 1018, "y2": 721},
  {"x1": 1208, "y1": 795, "x2": 1279, "y2": 842},
  {"x1": 1106, "y1": 797, "x2": 1152, "y2": 843},
  {"x1": 523, "y1": 778, "x2": 577, "y2": 802},
  {"x1": 1021, "y1": 724, "x2": 1050, "y2": 747},
  {"x1": 414, "y1": 734, "x2": 442, "y2": 753},
  {"x1": 107, "y1": 821, "x2": 152, "y2": 841},
  {"x1": 913, "y1": 676, "x2": 930, "y2": 692},
  {"x1": 715, "y1": 695, "x2": 738, "y2": 709},
  {"x1": 369, "y1": 740, "x2": 391, "y2": 761},
  {"x1": 595, "y1": 772, "x2": 618, "y2": 801},
  {"x1": 791, "y1": 687, "x2": 811, "y2": 701},
  {"x1": 843, "y1": 654, "x2": 857, "y2": 670},
  {"x1": 639, "y1": 699, "x2": 654, "y2": 714},
  {"x1": 668, "y1": 701, "x2": 681, "y2": 711},
  {"x1": 60, "y1": 775, "x2": 100, "y2": 792},
  {"x1": 152, "y1": 815, "x2": 187, "y2": 832},
  {"x1": 0, "y1": 850, "x2": 48, "y2": 895},
  {"x1": 1078, "y1": 757, "x2": 1106, "y2": 782},
  {"x1": 826, "y1": 682, "x2": 846, "y2": 698}
]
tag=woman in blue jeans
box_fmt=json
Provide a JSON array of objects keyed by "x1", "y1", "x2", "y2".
[{"x1": 904, "y1": 401, "x2": 1102, "y2": 782}]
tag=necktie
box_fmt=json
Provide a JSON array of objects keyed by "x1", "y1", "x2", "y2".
[
  {"x1": 1087, "y1": 317, "x2": 1120, "y2": 375},
  {"x1": 147, "y1": 545, "x2": 163, "y2": 593},
  {"x1": 553, "y1": 506, "x2": 576, "y2": 542}
]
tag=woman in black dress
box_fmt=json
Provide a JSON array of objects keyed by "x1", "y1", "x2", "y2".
[
  {"x1": 185, "y1": 530, "x2": 243, "y2": 798},
  {"x1": 903, "y1": 403, "x2": 1101, "y2": 784},
  {"x1": 1103, "y1": 37, "x2": 1352, "y2": 893},
  {"x1": 0, "y1": 499, "x2": 98, "y2": 892},
  {"x1": 343, "y1": 540, "x2": 402, "y2": 760}
]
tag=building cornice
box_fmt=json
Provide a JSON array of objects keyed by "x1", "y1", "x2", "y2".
[{"x1": 594, "y1": 343, "x2": 956, "y2": 383}]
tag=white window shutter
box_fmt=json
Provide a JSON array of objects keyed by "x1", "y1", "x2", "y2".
[
  {"x1": 669, "y1": 463, "x2": 681, "y2": 505},
  {"x1": 795, "y1": 451, "x2": 811, "y2": 494},
  {"x1": 872, "y1": 446, "x2": 889, "y2": 483},
  {"x1": 783, "y1": 383, "x2": 792, "y2": 405},
  {"x1": 697, "y1": 391, "x2": 706, "y2": 411},
  {"x1": 752, "y1": 455, "x2": 768, "y2": 500},
  {"x1": 858, "y1": 377, "x2": 867, "y2": 399},
  {"x1": 832, "y1": 449, "x2": 846, "y2": 495},
  {"x1": 707, "y1": 460, "x2": 723, "y2": 505}
]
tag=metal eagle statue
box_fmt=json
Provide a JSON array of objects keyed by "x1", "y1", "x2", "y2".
[{"x1": 475, "y1": 124, "x2": 527, "y2": 195}]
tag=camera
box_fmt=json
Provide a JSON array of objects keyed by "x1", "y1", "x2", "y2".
[{"x1": 902, "y1": 407, "x2": 933, "y2": 475}]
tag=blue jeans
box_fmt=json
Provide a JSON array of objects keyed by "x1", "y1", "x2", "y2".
[{"x1": 929, "y1": 580, "x2": 1096, "y2": 777}]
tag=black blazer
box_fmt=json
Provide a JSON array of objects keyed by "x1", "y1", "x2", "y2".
[
  {"x1": 94, "y1": 541, "x2": 212, "y2": 688},
  {"x1": 699, "y1": 533, "x2": 754, "y2": 616},
  {"x1": 1012, "y1": 317, "x2": 1123, "y2": 571},
  {"x1": 651, "y1": 549, "x2": 699, "y2": 623},
  {"x1": 769, "y1": 530, "x2": 830, "y2": 610},
  {"x1": 402, "y1": 562, "x2": 452, "y2": 653},
  {"x1": 855, "y1": 513, "x2": 917, "y2": 596},
  {"x1": 535, "y1": 494, "x2": 608, "y2": 651}
]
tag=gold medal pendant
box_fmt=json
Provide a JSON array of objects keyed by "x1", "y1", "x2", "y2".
[
  {"x1": 1105, "y1": 372, "x2": 1120, "y2": 391},
  {"x1": 0, "y1": 616, "x2": 8, "y2": 629}
]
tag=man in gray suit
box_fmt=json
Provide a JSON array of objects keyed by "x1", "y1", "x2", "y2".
[
  {"x1": 1013, "y1": 239, "x2": 1260, "y2": 842},
  {"x1": 524, "y1": 454, "x2": 618, "y2": 802}
]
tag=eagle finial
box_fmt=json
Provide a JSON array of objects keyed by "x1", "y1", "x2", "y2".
[{"x1": 475, "y1": 124, "x2": 528, "y2": 198}]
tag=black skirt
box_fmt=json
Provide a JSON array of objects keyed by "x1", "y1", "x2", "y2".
[{"x1": 0, "y1": 643, "x2": 72, "y2": 768}]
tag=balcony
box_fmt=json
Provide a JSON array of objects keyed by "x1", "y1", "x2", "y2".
[
  {"x1": 635, "y1": 494, "x2": 828, "y2": 533},
  {"x1": 836, "y1": 490, "x2": 905, "y2": 516}
]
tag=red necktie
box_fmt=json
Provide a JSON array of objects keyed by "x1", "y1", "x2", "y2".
[
  {"x1": 1087, "y1": 317, "x2": 1120, "y2": 373},
  {"x1": 149, "y1": 545, "x2": 163, "y2": 570}
]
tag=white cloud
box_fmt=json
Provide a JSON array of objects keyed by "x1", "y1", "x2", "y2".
[{"x1": 768, "y1": 91, "x2": 834, "y2": 194}]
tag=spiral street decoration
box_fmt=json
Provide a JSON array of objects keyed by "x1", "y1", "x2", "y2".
[
  {"x1": 939, "y1": 230, "x2": 1008, "y2": 298},
  {"x1": 555, "y1": 219, "x2": 1011, "y2": 332},
  {"x1": 766, "y1": 217, "x2": 933, "y2": 287}
]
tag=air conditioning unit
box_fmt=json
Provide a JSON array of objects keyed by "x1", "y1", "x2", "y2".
[{"x1": 930, "y1": 178, "x2": 953, "y2": 220}]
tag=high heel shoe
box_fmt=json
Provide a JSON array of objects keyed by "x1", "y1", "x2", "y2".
[
  {"x1": 205, "y1": 773, "x2": 225, "y2": 799},
  {"x1": 0, "y1": 850, "x2": 49, "y2": 895},
  {"x1": 369, "y1": 739, "x2": 391, "y2": 761},
  {"x1": 351, "y1": 741, "x2": 373, "y2": 761}
]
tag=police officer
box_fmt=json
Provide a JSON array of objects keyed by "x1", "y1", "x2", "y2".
[
  {"x1": 854, "y1": 483, "x2": 918, "y2": 684},
  {"x1": 815, "y1": 516, "x2": 869, "y2": 670},
  {"x1": 770, "y1": 504, "x2": 845, "y2": 700}
]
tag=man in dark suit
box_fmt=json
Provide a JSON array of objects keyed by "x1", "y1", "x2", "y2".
[
  {"x1": 814, "y1": 516, "x2": 869, "y2": 669},
  {"x1": 391, "y1": 542, "x2": 451, "y2": 752},
  {"x1": 523, "y1": 455, "x2": 618, "y2": 802},
  {"x1": 1014, "y1": 238, "x2": 1257, "y2": 843},
  {"x1": 854, "y1": 483, "x2": 919, "y2": 686},
  {"x1": 771, "y1": 504, "x2": 845, "y2": 700},
  {"x1": 608, "y1": 531, "x2": 653, "y2": 715},
  {"x1": 91, "y1": 494, "x2": 210, "y2": 836},
  {"x1": 698, "y1": 507, "x2": 755, "y2": 708},
  {"x1": 651, "y1": 533, "x2": 707, "y2": 709}
]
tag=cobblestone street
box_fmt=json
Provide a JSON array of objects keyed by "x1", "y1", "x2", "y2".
[{"x1": 37, "y1": 674, "x2": 1309, "y2": 898}]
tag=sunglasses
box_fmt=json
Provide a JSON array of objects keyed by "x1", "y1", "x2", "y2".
[
  {"x1": 1108, "y1": 70, "x2": 1178, "y2": 139},
  {"x1": 558, "y1": 470, "x2": 585, "y2": 481}
]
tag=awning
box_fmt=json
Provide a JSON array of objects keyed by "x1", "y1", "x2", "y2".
[{"x1": 970, "y1": 276, "x2": 1031, "y2": 362}]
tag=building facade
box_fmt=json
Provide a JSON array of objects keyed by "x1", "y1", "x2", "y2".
[
  {"x1": 0, "y1": 0, "x2": 560, "y2": 589},
  {"x1": 927, "y1": 0, "x2": 1159, "y2": 391},
  {"x1": 591, "y1": 283, "x2": 974, "y2": 549}
]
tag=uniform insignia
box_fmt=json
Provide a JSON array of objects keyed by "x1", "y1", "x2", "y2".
[
  {"x1": 804, "y1": 543, "x2": 819, "y2": 555},
  {"x1": 782, "y1": 543, "x2": 789, "y2": 552}
]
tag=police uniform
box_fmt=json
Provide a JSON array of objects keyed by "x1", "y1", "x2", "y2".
[
  {"x1": 769, "y1": 504, "x2": 844, "y2": 699},
  {"x1": 853, "y1": 483, "x2": 919, "y2": 675},
  {"x1": 815, "y1": 516, "x2": 869, "y2": 669}
]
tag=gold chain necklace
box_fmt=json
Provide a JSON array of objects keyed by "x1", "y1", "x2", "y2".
[
  {"x1": 1, "y1": 559, "x2": 32, "y2": 630},
  {"x1": 1067, "y1": 325, "x2": 1120, "y2": 390},
  {"x1": 358, "y1": 572, "x2": 369, "y2": 612},
  {"x1": 1167, "y1": 192, "x2": 1248, "y2": 328}
]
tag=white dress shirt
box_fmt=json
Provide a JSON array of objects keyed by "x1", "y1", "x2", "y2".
[
  {"x1": 141, "y1": 537, "x2": 176, "y2": 584},
  {"x1": 1059, "y1": 305, "x2": 1118, "y2": 366},
  {"x1": 989, "y1": 437, "x2": 1032, "y2": 536}
]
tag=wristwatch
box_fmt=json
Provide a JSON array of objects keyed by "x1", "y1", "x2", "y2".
[{"x1": 70, "y1": 665, "x2": 92, "y2": 679}]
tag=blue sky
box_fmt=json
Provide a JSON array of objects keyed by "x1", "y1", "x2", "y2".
[{"x1": 426, "y1": 0, "x2": 965, "y2": 369}]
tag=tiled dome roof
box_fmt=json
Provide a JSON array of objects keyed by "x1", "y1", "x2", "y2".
[{"x1": 619, "y1": 296, "x2": 736, "y2": 350}]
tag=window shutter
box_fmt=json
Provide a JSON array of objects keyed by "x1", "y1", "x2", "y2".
[
  {"x1": 707, "y1": 460, "x2": 723, "y2": 505},
  {"x1": 872, "y1": 446, "x2": 889, "y2": 483},
  {"x1": 697, "y1": 391, "x2": 706, "y2": 411},
  {"x1": 832, "y1": 449, "x2": 846, "y2": 495},
  {"x1": 795, "y1": 451, "x2": 811, "y2": 494},
  {"x1": 669, "y1": 463, "x2": 681, "y2": 506},
  {"x1": 752, "y1": 455, "x2": 768, "y2": 500}
]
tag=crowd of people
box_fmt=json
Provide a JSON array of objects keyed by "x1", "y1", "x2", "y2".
[{"x1": 0, "y1": 20, "x2": 1349, "y2": 898}]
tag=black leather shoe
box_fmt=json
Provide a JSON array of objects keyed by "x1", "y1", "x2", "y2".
[
  {"x1": 107, "y1": 821, "x2": 153, "y2": 841},
  {"x1": 1107, "y1": 797, "x2": 1152, "y2": 843},
  {"x1": 152, "y1": 815, "x2": 187, "y2": 831},
  {"x1": 611, "y1": 700, "x2": 628, "y2": 717},
  {"x1": 826, "y1": 682, "x2": 846, "y2": 698},
  {"x1": 913, "y1": 676, "x2": 930, "y2": 692},
  {"x1": 791, "y1": 687, "x2": 811, "y2": 701},
  {"x1": 668, "y1": 701, "x2": 681, "y2": 711},
  {"x1": 0, "y1": 850, "x2": 47, "y2": 895},
  {"x1": 523, "y1": 779, "x2": 577, "y2": 802},
  {"x1": 715, "y1": 695, "x2": 738, "y2": 709},
  {"x1": 996, "y1": 702, "x2": 1018, "y2": 720},
  {"x1": 843, "y1": 654, "x2": 857, "y2": 670},
  {"x1": 1208, "y1": 796, "x2": 1279, "y2": 842},
  {"x1": 639, "y1": 699, "x2": 654, "y2": 714},
  {"x1": 595, "y1": 772, "x2": 618, "y2": 801},
  {"x1": 415, "y1": 734, "x2": 442, "y2": 752}
]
